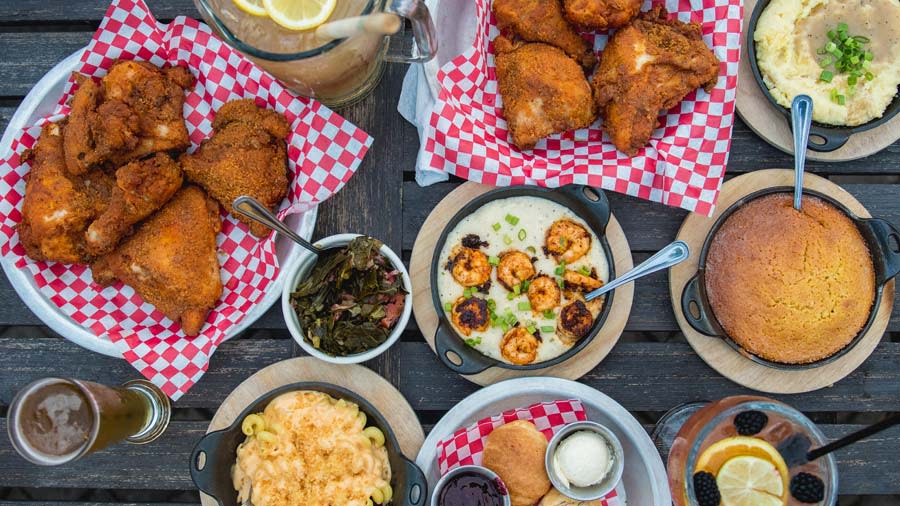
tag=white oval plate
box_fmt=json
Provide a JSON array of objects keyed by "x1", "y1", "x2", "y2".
[
  {"x1": 0, "y1": 48, "x2": 317, "y2": 358},
  {"x1": 416, "y1": 377, "x2": 671, "y2": 505}
]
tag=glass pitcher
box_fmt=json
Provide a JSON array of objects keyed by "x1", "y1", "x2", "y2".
[{"x1": 194, "y1": 0, "x2": 438, "y2": 108}]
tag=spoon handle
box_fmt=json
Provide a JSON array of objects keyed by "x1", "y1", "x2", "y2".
[
  {"x1": 585, "y1": 240, "x2": 691, "y2": 302},
  {"x1": 807, "y1": 413, "x2": 900, "y2": 462},
  {"x1": 791, "y1": 95, "x2": 813, "y2": 210},
  {"x1": 232, "y1": 196, "x2": 319, "y2": 254}
]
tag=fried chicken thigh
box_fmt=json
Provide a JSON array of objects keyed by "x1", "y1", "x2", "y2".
[
  {"x1": 19, "y1": 122, "x2": 113, "y2": 263},
  {"x1": 85, "y1": 153, "x2": 183, "y2": 256},
  {"x1": 494, "y1": 36, "x2": 597, "y2": 150},
  {"x1": 592, "y1": 7, "x2": 720, "y2": 156},
  {"x1": 493, "y1": 0, "x2": 595, "y2": 68},
  {"x1": 179, "y1": 99, "x2": 291, "y2": 238},
  {"x1": 563, "y1": 0, "x2": 642, "y2": 30},
  {"x1": 93, "y1": 186, "x2": 222, "y2": 336}
]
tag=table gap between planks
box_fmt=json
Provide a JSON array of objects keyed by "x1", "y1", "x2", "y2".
[{"x1": 0, "y1": 1, "x2": 898, "y2": 504}]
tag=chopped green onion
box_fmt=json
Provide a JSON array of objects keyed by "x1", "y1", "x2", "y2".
[
  {"x1": 518, "y1": 301, "x2": 532, "y2": 311},
  {"x1": 487, "y1": 299, "x2": 497, "y2": 310},
  {"x1": 819, "y1": 57, "x2": 832, "y2": 67},
  {"x1": 444, "y1": 302, "x2": 452, "y2": 312},
  {"x1": 521, "y1": 280, "x2": 531, "y2": 291},
  {"x1": 864, "y1": 51, "x2": 874, "y2": 61},
  {"x1": 504, "y1": 214, "x2": 520, "y2": 226},
  {"x1": 507, "y1": 292, "x2": 516, "y2": 301},
  {"x1": 836, "y1": 22, "x2": 848, "y2": 32},
  {"x1": 848, "y1": 74, "x2": 858, "y2": 87},
  {"x1": 854, "y1": 35, "x2": 871, "y2": 43},
  {"x1": 578, "y1": 266, "x2": 591, "y2": 276},
  {"x1": 463, "y1": 287, "x2": 474, "y2": 297},
  {"x1": 492, "y1": 222, "x2": 501, "y2": 231},
  {"x1": 837, "y1": 94, "x2": 846, "y2": 105},
  {"x1": 526, "y1": 246, "x2": 537, "y2": 254},
  {"x1": 505, "y1": 313, "x2": 518, "y2": 325},
  {"x1": 819, "y1": 70, "x2": 833, "y2": 83},
  {"x1": 554, "y1": 265, "x2": 566, "y2": 276},
  {"x1": 543, "y1": 309, "x2": 555, "y2": 319},
  {"x1": 465, "y1": 337, "x2": 481, "y2": 347},
  {"x1": 825, "y1": 41, "x2": 837, "y2": 52},
  {"x1": 503, "y1": 235, "x2": 513, "y2": 245},
  {"x1": 488, "y1": 255, "x2": 500, "y2": 266},
  {"x1": 500, "y1": 321, "x2": 509, "y2": 332},
  {"x1": 526, "y1": 325, "x2": 536, "y2": 334},
  {"x1": 541, "y1": 325, "x2": 555, "y2": 333},
  {"x1": 518, "y1": 229, "x2": 526, "y2": 241},
  {"x1": 513, "y1": 284, "x2": 521, "y2": 295},
  {"x1": 557, "y1": 278, "x2": 565, "y2": 288},
  {"x1": 865, "y1": 71, "x2": 874, "y2": 80}
]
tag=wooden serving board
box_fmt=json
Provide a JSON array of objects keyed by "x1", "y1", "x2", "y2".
[
  {"x1": 736, "y1": 0, "x2": 900, "y2": 162},
  {"x1": 410, "y1": 182, "x2": 634, "y2": 386},
  {"x1": 669, "y1": 169, "x2": 895, "y2": 394},
  {"x1": 200, "y1": 358, "x2": 425, "y2": 506}
]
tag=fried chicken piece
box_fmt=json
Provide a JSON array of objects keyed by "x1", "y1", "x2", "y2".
[
  {"x1": 93, "y1": 186, "x2": 222, "y2": 336},
  {"x1": 493, "y1": 0, "x2": 595, "y2": 68},
  {"x1": 180, "y1": 99, "x2": 291, "y2": 238},
  {"x1": 592, "y1": 7, "x2": 720, "y2": 156},
  {"x1": 494, "y1": 36, "x2": 597, "y2": 150},
  {"x1": 63, "y1": 75, "x2": 140, "y2": 175},
  {"x1": 19, "y1": 122, "x2": 113, "y2": 263},
  {"x1": 85, "y1": 153, "x2": 184, "y2": 256},
  {"x1": 563, "y1": 0, "x2": 642, "y2": 30}
]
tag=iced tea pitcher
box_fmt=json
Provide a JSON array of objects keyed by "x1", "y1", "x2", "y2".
[{"x1": 195, "y1": 0, "x2": 438, "y2": 107}]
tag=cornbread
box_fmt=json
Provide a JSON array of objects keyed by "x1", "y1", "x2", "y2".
[
  {"x1": 482, "y1": 420, "x2": 552, "y2": 506},
  {"x1": 704, "y1": 193, "x2": 876, "y2": 364},
  {"x1": 231, "y1": 391, "x2": 392, "y2": 506}
]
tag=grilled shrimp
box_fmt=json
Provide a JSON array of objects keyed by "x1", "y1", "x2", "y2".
[
  {"x1": 557, "y1": 300, "x2": 594, "y2": 345},
  {"x1": 496, "y1": 250, "x2": 535, "y2": 290},
  {"x1": 447, "y1": 245, "x2": 492, "y2": 287},
  {"x1": 500, "y1": 326, "x2": 540, "y2": 365},
  {"x1": 563, "y1": 269, "x2": 603, "y2": 292},
  {"x1": 545, "y1": 219, "x2": 591, "y2": 263},
  {"x1": 450, "y1": 297, "x2": 490, "y2": 336},
  {"x1": 527, "y1": 275, "x2": 561, "y2": 313}
]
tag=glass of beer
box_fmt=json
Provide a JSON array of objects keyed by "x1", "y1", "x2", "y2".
[
  {"x1": 194, "y1": 0, "x2": 438, "y2": 108},
  {"x1": 7, "y1": 378, "x2": 171, "y2": 466}
]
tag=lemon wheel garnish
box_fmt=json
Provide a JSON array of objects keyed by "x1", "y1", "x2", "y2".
[
  {"x1": 232, "y1": 0, "x2": 267, "y2": 16},
  {"x1": 695, "y1": 436, "x2": 789, "y2": 482},
  {"x1": 716, "y1": 456, "x2": 786, "y2": 506},
  {"x1": 263, "y1": 0, "x2": 337, "y2": 31}
]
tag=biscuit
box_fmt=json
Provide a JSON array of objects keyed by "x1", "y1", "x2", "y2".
[{"x1": 482, "y1": 420, "x2": 551, "y2": 506}]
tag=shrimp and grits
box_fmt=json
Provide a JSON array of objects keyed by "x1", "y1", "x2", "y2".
[{"x1": 436, "y1": 196, "x2": 609, "y2": 365}]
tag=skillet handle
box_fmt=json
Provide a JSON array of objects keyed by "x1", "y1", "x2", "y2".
[
  {"x1": 557, "y1": 184, "x2": 611, "y2": 231},
  {"x1": 434, "y1": 320, "x2": 495, "y2": 375},
  {"x1": 680, "y1": 274, "x2": 722, "y2": 337},
  {"x1": 189, "y1": 429, "x2": 227, "y2": 503},
  {"x1": 400, "y1": 457, "x2": 429, "y2": 506},
  {"x1": 863, "y1": 218, "x2": 900, "y2": 283},
  {"x1": 805, "y1": 126, "x2": 850, "y2": 152}
]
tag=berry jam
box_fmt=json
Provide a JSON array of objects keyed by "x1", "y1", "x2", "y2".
[{"x1": 438, "y1": 471, "x2": 506, "y2": 506}]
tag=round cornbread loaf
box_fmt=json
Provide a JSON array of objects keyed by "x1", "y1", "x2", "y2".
[{"x1": 704, "y1": 193, "x2": 876, "y2": 364}]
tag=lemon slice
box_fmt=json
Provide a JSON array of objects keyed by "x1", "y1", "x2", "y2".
[
  {"x1": 696, "y1": 436, "x2": 789, "y2": 483},
  {"x1": 716, "y1": 456, "x2": 786, "y2": 506},
  {"x1": 232, "y1": 0, "x2": 267, "y2": 16},
  {"x1": 263, "y1": 0, "x2": 337, "y2": 31}
]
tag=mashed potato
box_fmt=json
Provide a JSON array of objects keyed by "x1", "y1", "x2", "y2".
[
  {"x1": 754, "y1": 0, "x2": 900, "y2": 126},
  {"x1": 232, "y1": 391, "x2": 392, "y2": 506}
]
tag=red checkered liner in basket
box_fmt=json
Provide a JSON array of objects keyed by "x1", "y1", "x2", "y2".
[
  {"x1": 436, "y1": 400, "x2": 624, "y2": 505},
  {"x1": 423, "y1": 0, "x2": 743, "y2": 216},
  {"x1": 0, "y1": 0, "x2": 372, "y2": 400}
]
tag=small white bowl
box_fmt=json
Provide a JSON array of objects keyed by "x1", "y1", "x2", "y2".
[
  {"x1": 545, "y1": 421, "x2": 625, "y2": 501},
  {"x1": 281, "y1": 233, "x2": 412, "y2": 364}
]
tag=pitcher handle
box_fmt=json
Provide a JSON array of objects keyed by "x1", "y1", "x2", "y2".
[{"x1": 385, "y1": 0, "x2": 439, "y2": 63}]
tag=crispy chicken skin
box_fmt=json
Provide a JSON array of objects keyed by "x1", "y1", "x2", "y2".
[
  {"x1": 563, "y1": 0, "x2": 642, "y2": 30},
  {"x1": 85, "y1": 153, "x2": 184, "y2": 256},
  {"x1": 62, "y1": 60, "x2": 194, "y2": 174},
  {"x1": 19, "y1": 122, "x2": 113, "y2": 263},
  {"x1": 592, "y1": 7, "x2": 720, "y2": 156},
  {"x1": 492, "y1": 0, "x2": 595, "y2": 68},
  {"x1": 179, "y1": 99, "x2": 291, "y2": 238},
  {"x1": 494, "y1": 36, "x2": 597, "y2": 150},
  {"x1": 93, "y1": 186, "x2": 222, "y2": 336}
]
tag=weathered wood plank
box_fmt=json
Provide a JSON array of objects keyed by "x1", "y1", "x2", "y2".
[
  {"x1": 0, "y1": 33, "x2": 87, "y2": 97},
  {"x1": 0, "y1": 419, "x2": 896, "y2": 494},
  {"x1": 0, "y1": 106, "x2": 16, "y2": 135},
  {"x1": 397, "y1": 341, "x2": 900, "y2": 413},
  {"x1": 0, "y1": 0, "x2": 196, "y2": 22}
]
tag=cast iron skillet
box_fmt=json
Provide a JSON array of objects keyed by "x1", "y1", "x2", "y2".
[
  {"x1": 430, "y1": 184, "x2": 615, "y2": 375},
  {"x1": 681, "y1": 187, "x2": 900, "y2": 369},
  {"x1": 747, "y1": 0, "x2": 900, "y2": 152},
  {"x1": 189, "y1": 382, "x2": 428, "y2": 506}
]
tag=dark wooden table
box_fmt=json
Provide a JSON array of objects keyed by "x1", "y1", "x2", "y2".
[{"x1": 1, "y1": 1, "x2": 899, "y2": 504}]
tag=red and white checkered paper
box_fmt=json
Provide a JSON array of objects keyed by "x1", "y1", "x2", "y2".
[
  {"x1": 0, "y1": 0, "x2": 372, "y2": 400},
  {"x1": 424, "y1": 0, "x2": 743, "y2": 216},
  {"x1": 436, "y1": 400, "x2": 624, "y2": 505}
]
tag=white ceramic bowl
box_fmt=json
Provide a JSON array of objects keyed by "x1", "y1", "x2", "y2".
[{"x1": 281, "y1": 233, "x2": 412, "y2": 364}]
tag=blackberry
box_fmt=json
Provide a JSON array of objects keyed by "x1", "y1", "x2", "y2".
[
  {"x1": 790, "y1": 473, "x2": 825, "y2": 503},
  {"x1": 692, "y1": 471, "x2": 721, "y2": 506},
  {"x1": 734, "y1": 410, "x2": 768, "y2": 435}
]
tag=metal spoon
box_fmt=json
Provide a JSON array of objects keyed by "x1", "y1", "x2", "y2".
[
  {"x1": 584, "y1": 240, "x2": 691, "y2": 302},
  {"x1": 779, "y1": 413, "x2": 900, "y2": 468},
  {"x1": 791, "y1": 95, "x2": 813, "y2": 210},
  {"x1": 232, "y1": 196, "x2": 321, "y2": 256}
]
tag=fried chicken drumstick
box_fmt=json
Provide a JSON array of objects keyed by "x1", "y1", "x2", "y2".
[
  {"x1": 592, "y1": 7, "x2": 720, "y2": 156},
  {"x1": 180, "y1": 99, "x2": 291, "y2": 238},
  {"x1": 93, "y1": 186, "x2": 222, "y2": 336},
  {"x1": 492, "y1": 0, "x2": 595, "y2": 68}
]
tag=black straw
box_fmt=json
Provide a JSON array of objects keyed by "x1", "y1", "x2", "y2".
[{"x1": 807, "y1": 413, "x2": 900, "y2": 462}]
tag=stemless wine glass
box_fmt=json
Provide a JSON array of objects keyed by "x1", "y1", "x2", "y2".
[
  {"x1": 7, "y1": 377, "x2": 171, "y2": 465},
  {"x1": 194, "y1": 0, "x2": 437, "y2": 108}
]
